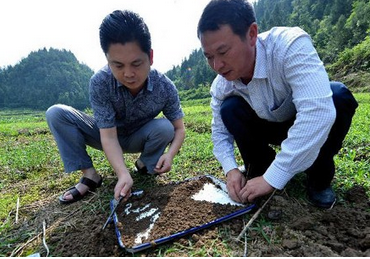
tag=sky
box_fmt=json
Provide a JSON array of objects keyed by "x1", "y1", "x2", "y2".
[{"x1": 0, "y1": 0, "x2": 216, "y2": 73}]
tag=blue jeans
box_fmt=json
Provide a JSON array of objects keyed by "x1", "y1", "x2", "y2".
[
  {"x1": 220, "y1": 82, "x2": 358, "y2": 190},
  {"x1": 45, "y1": 104, "x2": 175, "y2": 173}
]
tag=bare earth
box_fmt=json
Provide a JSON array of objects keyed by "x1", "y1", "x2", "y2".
[
  {"x1": 7, "y1": 175, "x2": 370, "y2": 257},
  {"x1": 115, "y1": 176, "x2": 249, "y2": 250}
]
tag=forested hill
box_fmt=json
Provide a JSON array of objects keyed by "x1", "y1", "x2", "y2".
[
  {"x1": 0, "y1": 48, "x2": 93, "y2": 110},
  {"x1": 254, "y1": 0, "x2": 369, "y2": 65},
  {"x1": 1, "y1": 0, "x2": 369, "y2": 110},
  {"x1": 167, "y1": 0, "x2": 370, "y2": 93},
  {"x1": 166, "y1": 49, "x2": 216, "y2": 91}
]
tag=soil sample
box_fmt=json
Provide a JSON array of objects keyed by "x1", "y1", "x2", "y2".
[{"x1": 115, "y1": 176, "x2": 249, "y2": 248}]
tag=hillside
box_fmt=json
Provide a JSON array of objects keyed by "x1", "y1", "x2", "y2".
[
  {"x1": 328, "y1": 35, "x2": 370, "y2": 92},
  {"x1": 0, "y1": 0, "x2": 369, "y2": 110},
  {"x1": 168, "y1": 0, "x2": 370, "y2": 93},
  {"x1": 0, "y1": 48, "x2": 93, "y2": 110}
]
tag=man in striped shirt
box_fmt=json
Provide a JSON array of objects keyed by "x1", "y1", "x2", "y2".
[{"x1": 197, "y1": 0, "x2": 358, "y2": 208}]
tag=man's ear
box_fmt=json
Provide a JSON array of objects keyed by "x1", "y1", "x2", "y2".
[
  {"x1": 149, "y1": 49, "x2": 154, "y2": 65},
  {"x1": 248, "y1": 22, "x2": 258, "y2": 46}
]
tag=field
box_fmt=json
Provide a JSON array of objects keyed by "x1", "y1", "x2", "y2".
[{"x1": 0, "y1": 94, "x2": 369, "y2": 257}]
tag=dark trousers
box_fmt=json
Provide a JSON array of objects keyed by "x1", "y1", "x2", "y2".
[{"x1": 220, "y1": 82, "x2": 358, "y2": 190}]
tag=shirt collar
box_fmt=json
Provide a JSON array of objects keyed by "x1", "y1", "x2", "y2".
[
  {"x1": 147, "y1": 72, "x2": 153, "y2": 91},
  {"x1": 232, "y1": 38, "x2": 267, "y2": 85},
  {"x1": 253, "y1": 38, "x2": 268, "y2": 79}
]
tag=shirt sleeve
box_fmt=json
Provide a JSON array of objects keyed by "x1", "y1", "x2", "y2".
[
  {"x1": 89, "y1": 72, "x2": 116, "y2": 129},
  {"x1": 263, "y1": 34, "x2": 336, "y2": 190},
  {"x1": 210, "y1": 78, "x2": 239, "y2": 175}
]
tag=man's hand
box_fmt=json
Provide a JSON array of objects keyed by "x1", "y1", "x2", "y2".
[
  {"x1": 226, "y1": 169, "x2": 247, "y2": 203},
  {"x1": 154, "y1": 153, "x2": 173, "y2": 174},
  {"x1": 114, "y1": 172, "x2": 133, "y2": 201},
  {"x1": 239, "y1": 176, "x2": 274, "y2": 203},
  {"x1": 100, "y1": 127, "x2": 134, "y2": 201}
]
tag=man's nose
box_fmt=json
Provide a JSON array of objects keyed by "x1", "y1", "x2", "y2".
[
  {"x1": 213, "y1": 57, "x2": 224, "y2": 72},
  {"x1": 124, "y1": 68, "x2": 134, "y2": 78}
]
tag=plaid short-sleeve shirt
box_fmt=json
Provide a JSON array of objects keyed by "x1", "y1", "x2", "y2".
[{"x1": 89, "y1": 66, "x2": 184, "y2": 136}]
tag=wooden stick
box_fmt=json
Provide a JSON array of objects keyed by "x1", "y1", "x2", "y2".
[
  {"x1": 243, "y1": 218, "x2": 248, "y2": 257},
  {"x1": 42, "y1": 220, "x2": 50, "y2": 257},
  {"x1": 10, "y1": 234, "x2": 40, "y2": 257},
  {"x1": 10, "y1": 205, "x2": 83, "y2": 257},
  {"x1": 15, "y1": 197, "x2": 20, "y2": 224},
  {"x1": 237, "y1": 189, "x2": 276, "y2": 241}
]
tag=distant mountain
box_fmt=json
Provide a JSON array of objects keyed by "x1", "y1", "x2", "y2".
[{"x1": 0, "y1": 48, "x2": 94, "y2": 110}]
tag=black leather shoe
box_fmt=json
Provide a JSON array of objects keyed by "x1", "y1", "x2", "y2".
[
  {"x1": 135, "y1": 160, "x2": 148, "y2": 175},
  {"x1": 308, "y1": 186, "x2": 336, "y2": 208},
  {"x1": 134, "y1": 161, "x2": 159, "y2": 176}
]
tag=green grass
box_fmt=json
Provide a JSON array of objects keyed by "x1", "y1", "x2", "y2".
[
  {"x1": 0, "y1": 94, "x2": 369, "y2": 256},
  {"x1": 333, "y1": 93, "x2": 370, "y2": 193}
]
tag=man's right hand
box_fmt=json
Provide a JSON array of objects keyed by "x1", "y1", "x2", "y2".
[
  {"x1": 226, "y1": 168, "x2": 247, "y2": 203},
  {"x1": 114, "y1": 172, "x2": 133, "y2": 201}
]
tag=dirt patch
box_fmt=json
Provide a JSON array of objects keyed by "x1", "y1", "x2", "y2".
[
  {"x1": 5, "y1": 177, "x2": 370, "y2": 257},
  {"x1": 256, "y1": 184, "x2": 370, "y2": 257},
  {"x1": 116, "y1": 176, "x2": 248, "y2": 249}
]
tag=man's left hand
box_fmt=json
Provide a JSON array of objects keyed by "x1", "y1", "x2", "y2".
[
  {"x1": 239, "y1": 176, "x2": 274, "y2": 203},
  {"x1": 154, "y1": 153, "x2": 173, "y2": 174}
]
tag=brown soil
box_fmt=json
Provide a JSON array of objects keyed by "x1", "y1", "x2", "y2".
[
  {"x1": 6, "y1": 176, "x2": 370, "y2": 257},
  {"x1": 115, "y1": 176, "x2": 248, "y2": 249}
]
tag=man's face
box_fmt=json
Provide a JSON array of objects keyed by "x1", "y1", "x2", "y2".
[
  {"x1": 106, "y1": 42, "x2": 153, "y2": 95},
  {"x1": 200, "y1": 24, "x2": 257, "y2": 83}
]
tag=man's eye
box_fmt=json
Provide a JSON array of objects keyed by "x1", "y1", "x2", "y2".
[
  {"x1": 219, "y1": 50, "x2": 228, "y2": 55},
  {"x1": 112, "y1": 63, "x2": 123, "y2": 69}
]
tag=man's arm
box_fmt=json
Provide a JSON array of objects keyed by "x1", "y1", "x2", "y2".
[
  {"x1": 210, "y1": 83, "x2": 246, "y2": 202},
  {"x1": 100, "y1": 127, "x2": 133, "y2": 200},
  {"x1": 210, "y1": 90, "x2": 239, "y2": 174},
  {"x1": 154, "y1": 118, "x2": 185, "y2": 173},
  {"x1": 263, "y1": 34, "x2": 336, "y2": 191}
]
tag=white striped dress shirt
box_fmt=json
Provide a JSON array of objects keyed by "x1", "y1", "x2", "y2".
[{"x1": 210, "y1": 27, "x2": 336, "y2": 190}]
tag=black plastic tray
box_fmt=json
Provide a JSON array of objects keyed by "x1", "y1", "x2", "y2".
[{"x1": 111, "y1": 175, "x2": 256, "y2": 253}]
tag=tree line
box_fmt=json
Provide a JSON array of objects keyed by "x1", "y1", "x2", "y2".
[
  {"x1": 0, "y1": 48, "x2": 93, "y2": 110},
  {"x1": 254, "y1": 0, "x2": 370, "y2": 66},
  {"x1": 0, "y1": 0, "x2": 369, "y2": 110},
  {"x1": 168, "y1": 0, "x2": 370, "y2": 93}
]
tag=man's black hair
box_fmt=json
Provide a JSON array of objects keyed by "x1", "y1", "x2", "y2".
[
  {"x1": 99, "y1": 10, "x2": 151, "y2": 57},
  {"x1": 197, "y1": 0, "x2": 256, "y2": 40}
]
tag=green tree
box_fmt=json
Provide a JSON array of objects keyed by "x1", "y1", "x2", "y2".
[
  {"x1": 345, "y1": 0, "x2": 370, "y2": 47},
  {"x1": 166, "y1": 49, "x2": 216, "y2": 91},
  {"x1": 0, "y1": 48, "x2": 94, "y2": 110}
]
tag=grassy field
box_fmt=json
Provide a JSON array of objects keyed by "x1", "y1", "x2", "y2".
[{"x1": 0, "y1": 93, "x2": 369, "y2": 256}]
